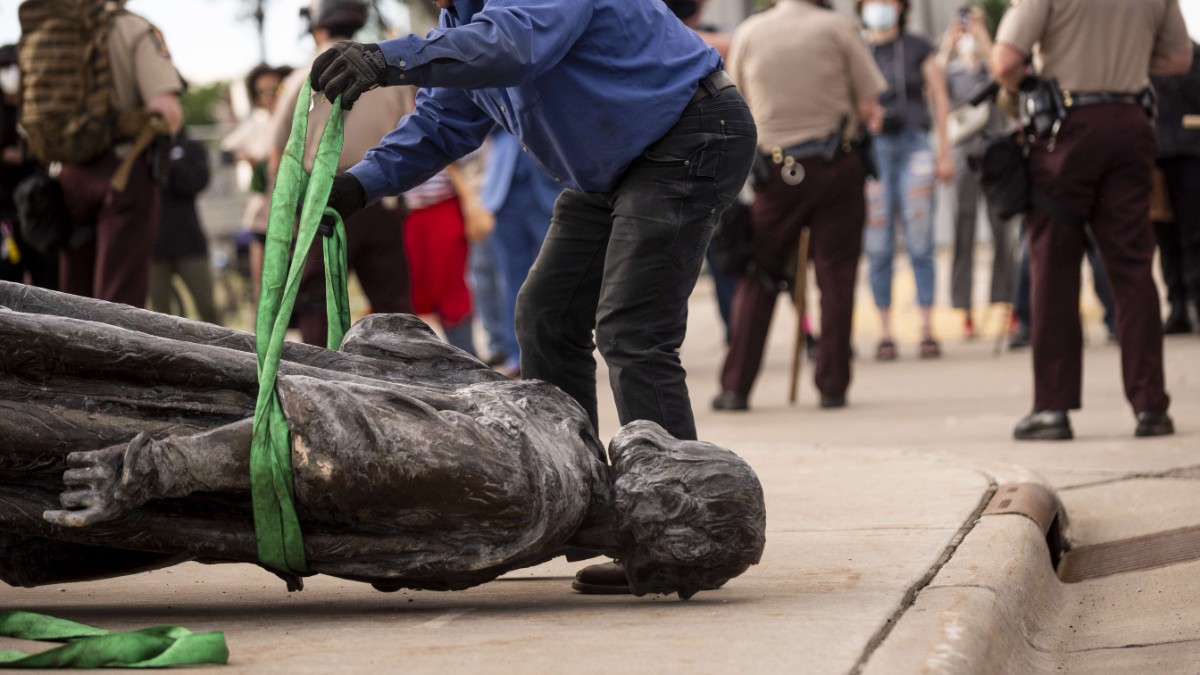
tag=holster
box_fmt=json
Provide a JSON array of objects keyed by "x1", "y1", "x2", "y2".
[
  {"x1": 110, "y1": 110, "x2": 171, "y2": 192},
  {"x1": 1017, "y1": 77, "x2": 1068, "y2": 139}
]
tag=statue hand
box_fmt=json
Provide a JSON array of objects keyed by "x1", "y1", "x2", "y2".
[{"x1": 43, "y1": 434, "x2": 151, "y2": 527}]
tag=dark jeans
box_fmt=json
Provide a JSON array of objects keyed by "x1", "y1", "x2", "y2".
[
  {"x1": 516, "y1": 83, "x2": 757, "y2": 440},
  {"x1": 705, "y1": 244, "x2": 736, "y2": 343}
]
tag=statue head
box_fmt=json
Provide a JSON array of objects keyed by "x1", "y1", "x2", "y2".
[{"x1": 609, "y1": 421, "x2": 766, "y2": 600}]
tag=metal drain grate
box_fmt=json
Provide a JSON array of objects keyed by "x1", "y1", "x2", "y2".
[{"x1": 1057, "y1": 524, "x2": 1200, "y2": 583}]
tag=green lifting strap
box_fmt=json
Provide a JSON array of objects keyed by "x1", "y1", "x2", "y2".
[
  {"x1": 0, "y1": 611, "x2": 229, "y2": 668},
  {"x1": 251, "y1": 78, "x2": 351, "y2": 577}
]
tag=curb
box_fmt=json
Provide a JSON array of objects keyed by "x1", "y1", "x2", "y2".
[{"x1": 859, "y1": 486, "x2": 1067, "y2": 674}]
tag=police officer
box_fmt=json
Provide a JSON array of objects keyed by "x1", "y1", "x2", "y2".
[
  {"x1": 56, "y1": 1, "x2": 182, "y2": 307},
  {"x1": 991, "y1": 0, "x2": 1192, "y2": 440},
  {"x1": 308, "y1": 0, "x2": 756, "y2": 443},
  {"x1": 713, "y1": 0, "x2": 884, "y2": 411},
  {"x1": 269, "y1": 0, "x2": 413, "y2": 346}
]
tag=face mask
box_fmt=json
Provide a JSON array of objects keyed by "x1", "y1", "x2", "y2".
[
  {"x1": 862, "y1": 3, "x2": 898, "y2": 30},
  {"x1": 956, "y1": 35, "x2": 977, "y2": 60},
  {"x1": 0, "y1": 66, "x2": 19, "y2": 97}
]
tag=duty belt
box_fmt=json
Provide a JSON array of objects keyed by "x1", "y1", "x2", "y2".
[
  {"x1": 764, "y1": 130, "x2": 858, "y2": 186},
  {"x1": 1061, "y1": 90, "x2": 1141, "y2": 109},
  {"x1": 771, "y1": 137, "x2": 836, "y2": 164},
  {"x1": 690, "y1": 70, "x2": 736, "y2": 103}
]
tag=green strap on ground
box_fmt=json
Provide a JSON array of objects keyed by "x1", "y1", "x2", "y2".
[
  {"x1": 251, "y1": 79, "x2": 350, "y2": 576},
  {"x1": 0, "y1": 612, "x2": 228, "y2": 668}
]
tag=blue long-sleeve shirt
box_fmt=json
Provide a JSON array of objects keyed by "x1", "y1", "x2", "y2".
[{"x1": 346, "y1": 0, "x2": 721, "y2": 201}]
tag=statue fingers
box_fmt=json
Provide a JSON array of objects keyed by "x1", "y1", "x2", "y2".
[
  {"x1": 43, "y1": 506, "x2": 113, "y2": 528},
  {"x1": 62, "y1": 465, "x2": 112, "y2": 487},
  {"x1": 58, "y1": 488, "x2": 99, "y2": 509},
  {"x1": 64, "y1": 450, "x2": 99, "y2": 468},
  {"x1": 43, "y1": 509, "x2": 85, "y2": 527}
]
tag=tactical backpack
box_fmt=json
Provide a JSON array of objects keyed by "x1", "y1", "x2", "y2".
[{"x1": 17, "y1": 0, "x2": 118, "y2": 166}]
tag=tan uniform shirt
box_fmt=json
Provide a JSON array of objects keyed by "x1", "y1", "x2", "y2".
[
  {"x1": 996, "y1": 0, "x2": 1191, "y2": 93},
  {"x1": 727, "y1": 0, "x2": 885, "y2": 150},
  {"x1": 272, "y1": 50, "x2": 414, "y2": 173},
  {"x1": 108, "y1": 11, "x2": 182, "y2": 112}
]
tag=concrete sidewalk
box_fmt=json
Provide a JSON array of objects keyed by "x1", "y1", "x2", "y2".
[{"x1": 3, "y1": 269, "x2": 1198, "y2": 673}]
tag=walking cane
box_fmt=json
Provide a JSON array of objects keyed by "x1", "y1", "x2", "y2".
[{"x1": 788, "y1": 228, "x2": 811, "y2": 405}]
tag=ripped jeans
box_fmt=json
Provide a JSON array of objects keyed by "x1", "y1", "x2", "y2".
[{"x1": 864, "y1": 128, "x2": 936, "y2": 309}]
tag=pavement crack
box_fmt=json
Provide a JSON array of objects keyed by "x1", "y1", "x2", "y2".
[
  {"x1": 1060, "y1": 636, "x2": 1200, "y2": 653},
  {"x1": 847, "y1": 476, "x2": 999, "y2": 675},
  {"x1": 1059, "y1": 464, "x2": 1200, "y2": 491}
]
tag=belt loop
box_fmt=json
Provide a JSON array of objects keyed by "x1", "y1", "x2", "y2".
[{"x1": 701, "y1": 72, "x2": 720, "y2": 97}]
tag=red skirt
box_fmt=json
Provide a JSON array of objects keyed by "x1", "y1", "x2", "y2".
[{"x1": 403, "y1": 196, "x2": 472, "y2": 325}]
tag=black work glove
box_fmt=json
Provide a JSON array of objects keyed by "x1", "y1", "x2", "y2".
[
  {"x1": 311, "y1": 41, "x2": 388, "y2": 110},
  {"x1": 318, "y1": 173, "x2": 367, "y2": 237}
]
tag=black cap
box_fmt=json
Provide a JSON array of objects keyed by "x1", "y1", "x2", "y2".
[{"x1": 303, "y1": 0, "x2": 369, "y2": 32}]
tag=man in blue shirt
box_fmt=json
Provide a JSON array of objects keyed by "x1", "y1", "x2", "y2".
[{"x1": 312, "y1": 0, "x2": 756, "y2": 448}]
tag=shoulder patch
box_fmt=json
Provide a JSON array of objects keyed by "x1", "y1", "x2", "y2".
[{"x1": 148, "y1": 26, "x2": 171, "y2": 59}]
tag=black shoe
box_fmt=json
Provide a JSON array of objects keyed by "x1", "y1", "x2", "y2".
[
  {"x1": 712, "y1": 391, "x2": 748, "y2": 411},
  {"x1": 819, "y1": 393, "x2": 846, "y2": 409},
  {"x1": 572, "y1": 561, "x2": 630, "y2": 595},
  {"x1": 1008, "y1": 330, "x2": 1031, "y2": 350},
  {"x1": 1135, "y1": 411, "x2": 1174, "y2": 438},
  {"x1": 1164, "y1": 307, "x2": 1192, "y2": 335},
  {"x1": 1013, "y1": 410, "x2": 1073, "y2": 441}
]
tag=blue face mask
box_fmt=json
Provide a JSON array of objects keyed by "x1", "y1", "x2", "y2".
[{"x1": 862, "y1": 3, "x2": 899, "y2": 30}]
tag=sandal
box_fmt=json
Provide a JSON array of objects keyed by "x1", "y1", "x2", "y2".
[
  {"x1": 920, "y1": 337, "x2": 942, "y2": 359},
  {"x1": 875, "y1": 339, "x2": 897, "y2": 361}
]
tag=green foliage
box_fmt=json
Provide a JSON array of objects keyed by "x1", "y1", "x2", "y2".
[
  {"x1": 181, "y1": 81, "x2": 228, "y2": 127},
  {"x1": 979, "y1": 0, "x2": 1008, "y2": 37}
]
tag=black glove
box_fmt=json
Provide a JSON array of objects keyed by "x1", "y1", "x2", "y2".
[
  {"x1": 310, "y1": 41, "x2": 388, "y2": 110},
  {"x1": 318, "y1": 173, "x2": 367, "y2": 237}
]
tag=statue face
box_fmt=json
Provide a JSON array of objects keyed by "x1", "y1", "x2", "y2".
[{"x1": 607, "y1": 421, "x2": 767, "y2": 599}]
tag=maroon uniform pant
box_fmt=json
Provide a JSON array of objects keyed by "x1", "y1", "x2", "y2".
[
  {"x1": 59, "y1": 153, "x2": 158, "y2": 307},
  {"x1": 1026, "y1": 104, "x2": 1169, "y2": 413},
  {"x1": 720, "y1": 151, "x2": 866, "y2": 400},
  {"x1": 296, "y1": 202, "x2": 412, "y2": 346}
]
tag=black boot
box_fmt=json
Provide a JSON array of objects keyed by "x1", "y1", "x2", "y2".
[
  {"x1": 1135, "y1": 412, "x2": 1175, "y2": 438},
  {"x1": 1014, "y1": 410, "x2": 1073, "y2": 441}
]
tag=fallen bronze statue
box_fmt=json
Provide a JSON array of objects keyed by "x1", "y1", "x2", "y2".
[{"x1": 0, "y1": 281, "x2": 765, "y2": 600}]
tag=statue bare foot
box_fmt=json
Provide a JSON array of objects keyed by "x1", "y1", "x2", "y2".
[{"x1": 44, "y1": 433, "x2": 154, "y2": 527}]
